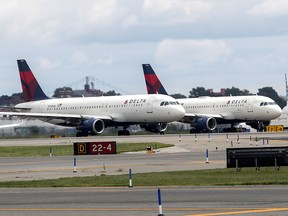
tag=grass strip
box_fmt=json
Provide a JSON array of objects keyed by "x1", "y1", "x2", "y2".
[
  {"x1": 0, "y1": 142, "x2": 172, "y2": 157},
  {"x1": 0, "y1": 167, "x2": 288, "y2": 187}
]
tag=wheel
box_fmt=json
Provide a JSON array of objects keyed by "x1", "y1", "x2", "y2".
[
  {"x1": 76, "y1": 132, "x2": 88, "y2": 137},
  {"x1": 118, "y1": 130, "x2": 130, "y2": 136}
]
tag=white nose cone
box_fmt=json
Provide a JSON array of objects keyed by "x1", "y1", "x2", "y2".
[
  {"x1": 176, "y1": 106, "x2": 186, "y2": 120},
  {"x1": 274, "y1": 105, "x2": 283, "y2": 119}
]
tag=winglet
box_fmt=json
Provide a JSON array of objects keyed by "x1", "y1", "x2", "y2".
[
  {"x1": 142, "y1": 64, "x2": 168, "y2": 95},
  {"x1": 17, "y1": 59, "x2": 49, "y2": 102}
]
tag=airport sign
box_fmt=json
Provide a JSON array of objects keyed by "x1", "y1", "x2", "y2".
[
  {"x1": 73, "y1": 141, "x2": 116, "y2": 155},
  {"x1": 266, "y1": 125, "x2": 284, "y2": 132}
]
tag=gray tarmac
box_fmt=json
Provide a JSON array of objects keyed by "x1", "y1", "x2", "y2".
[
  {"x1": 1, "y1": 132, "x2": 288, "y2": 215},
  {"x1": 0, "y1": 132, "x2": 288, "y2": 181},
  {"x1": 0, "y1": 186, "x2": 288, "y2": 216}
]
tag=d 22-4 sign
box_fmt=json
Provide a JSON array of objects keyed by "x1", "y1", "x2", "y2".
[{"x1": 74, "y1": 141, "x2": 116, "y2": 155}]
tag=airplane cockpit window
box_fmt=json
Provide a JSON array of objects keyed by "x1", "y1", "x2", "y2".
[
  {"x1": 160, "y1": 101, "x2": 180, "y2": 106},
  {"x1": 260, "y1": 101, "x2": 277, "y2": 106}
]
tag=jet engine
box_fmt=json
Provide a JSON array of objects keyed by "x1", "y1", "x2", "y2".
[
  {"x1": 77, "y1": 118, "x2": 105, "y2": 136},
  {"x1": 140, "y1": 123, "x2": 168, "y2": 134},
  {"x1": 191, "y1": 117, "x2": 217, "y2": 132}
]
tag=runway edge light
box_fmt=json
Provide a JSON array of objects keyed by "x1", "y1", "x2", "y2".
[
  {"x1": 128, "y1": 168, "x2": 133, "y2": 188},
  {"x1": 73, "y1": 157, "x2": 77, "y2": 173},
  {"x1": 157, "y1": 188, "x2": 164, "y2": 216}
]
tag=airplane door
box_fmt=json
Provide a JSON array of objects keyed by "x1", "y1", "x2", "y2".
[
  {"x1": 248, "y1": 99, "x2": 253, "y2": 112},
  {"x1": 147, "y1": 96, "x2": 155, "y2": 113}
]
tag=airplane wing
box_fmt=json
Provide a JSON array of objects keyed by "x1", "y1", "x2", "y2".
[
  {"x1": 0, "y1": 120, "x2": 24, "y2": 128},
  {"x1": 0, "y1": 106, "x2": 31, "y2": 112},
  {"x1": 0, "y1": 112, "x2": 113, "y2": 127},
  {"x1": 184, "y1": 113, "x2": 224, "y2": 118},
  {"x1": 180, "y1": 113, "x2": 224, "y2": 123}
]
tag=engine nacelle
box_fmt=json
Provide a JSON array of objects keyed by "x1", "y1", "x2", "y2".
[
  {"x1": 77, "y1": 118, "x2": 105, "y2": 135},
  {"x1": 193, "y1": 117, "x2": 217, "y2": 131},
  {"x1": 140, "y1": 123, "x2": 168, "y2": 133}
]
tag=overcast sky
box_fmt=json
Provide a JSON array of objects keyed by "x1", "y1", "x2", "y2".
[{"x1": 0, "y1": 0, "x2": 288, "y2": 97}]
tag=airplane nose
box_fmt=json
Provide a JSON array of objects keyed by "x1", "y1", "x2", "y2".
[
  {"x1": 273, "y1": 105, "x2": 282, "y2": 118},
  {"x1": 176, "y1": 106, "x2": 186, "y2": 120}
]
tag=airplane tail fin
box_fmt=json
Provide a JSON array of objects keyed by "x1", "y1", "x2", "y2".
[
  {"x1": 142, "y1": 64, "x2": 168, "y2": 95},
  {"x1": 17, "y1": 59, "x2": 49, "y2": 102}
]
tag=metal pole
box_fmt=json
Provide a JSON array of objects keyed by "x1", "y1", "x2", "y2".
[
  {"x1": 236, "y1": 159, "x2": 240, "y2": 172},
  {"x1": 73, "y1": 157, "x2": 77, "y2": 173},
  {"x1": 157, "y1": 188, "x2": 164, "y2": 216},
  {"x1": 206, "y1": 149, "x2": 209, "y2": 163},
  {"x1": 255, "y1": 158, "x2": 259, "y2": 170},
  {"x1": 275, "y1": 158, "x2": 279, "y2": 171},
  {"x1": 129, "y1": 168, "x2": 133, "y2": 188}
]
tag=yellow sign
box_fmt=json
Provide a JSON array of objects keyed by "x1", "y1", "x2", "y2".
[
  {"x1": 77, "y1": 143, "x2": 87, "y2": 154},
  {"x1": 266, "y1": 125, "x2": 284, "y2": 132}
]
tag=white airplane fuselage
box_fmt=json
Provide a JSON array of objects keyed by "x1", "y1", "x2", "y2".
[
  {"x1": 15, "y1": 94, "x2": 185, "y2": 125},
  {"x1": 178, "y1": 95, "x2": 282, "y2": 122}
]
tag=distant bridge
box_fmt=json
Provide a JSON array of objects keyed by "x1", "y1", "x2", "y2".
[{"x1": 50, "y1": 76, "x2": 133, "y2": 96}]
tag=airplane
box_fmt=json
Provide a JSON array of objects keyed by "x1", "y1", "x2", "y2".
[
  {"x1": 270, "y1": 73, "x2": 288, "y2": 129},
  {"x1": 142, "y1": 64, "x2": 282, "y2": 133},
  {"x1": 0, "y1": 60, "x2": 185, "y2": 137}
]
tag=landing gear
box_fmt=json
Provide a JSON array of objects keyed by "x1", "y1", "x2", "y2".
[
  {"x1": 118, "y1": 127, "x2": 130, "y2": 136},
  {"x1": 190, "y1": 128, "x2": 201, "y2": 133},
  {"x1": 118, "y1": 130, "x2": 130, "y2": 136},
  {"x1": 257, "y1": 121, "x2": 265, "y2": 132},
  {"x1": 160, "y1": 131, "x2": 165, "y2": 135},
  {"x1": 190, "y1": 128, "x2": 196, "y2": 134},
  {"x1": 76, "y1": 131, "x2": 88, "y2": 137}
]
